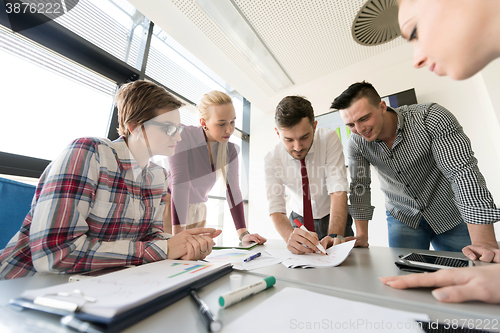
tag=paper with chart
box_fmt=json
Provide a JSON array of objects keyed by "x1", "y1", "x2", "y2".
[
  {"x1": 20, "y1": 260, "x2": 230, "y2": 318},
  {"x1": 224, "y1": 287, "x2": 429, "y2": 333},
  {"x1": 266, "y1": 240, "x2": 356, "y2": 268},
  {"x1": 204, "y1": 249, "x2": 284, "y2": 270},
  {"x1": 204, "y1": 249, "x2": 253, "y2": 264}
]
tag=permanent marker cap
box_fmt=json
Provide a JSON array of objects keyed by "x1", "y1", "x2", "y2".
[
  {"x1": 294, "y1": 219, "x2": 303, "y2": 228},
  {"x1": 264, "y1": 276, "x2": 276, "y2": 288}
]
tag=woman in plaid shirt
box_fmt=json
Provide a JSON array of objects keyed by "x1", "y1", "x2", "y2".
[{"x1": 0, "y1": 81, "x2": 221, "y2": 279}]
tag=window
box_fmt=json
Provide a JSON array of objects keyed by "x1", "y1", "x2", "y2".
[
  {"x1": 146, "y1": 26, "x2": 225, "y2": 104},
  {"x1": 0, "y1": 0, "x2": 251, "y2": 233},
  {"x1": 0, "y1": 24, "x2": 115, "y2": 161},
  {"x1": 53, "y1": 0, "x2": 148, "y2": 70}
]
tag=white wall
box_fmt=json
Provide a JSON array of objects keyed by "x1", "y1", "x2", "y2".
[{"x1": 248, "y1": 44, "x2": 500, "y2": 246}]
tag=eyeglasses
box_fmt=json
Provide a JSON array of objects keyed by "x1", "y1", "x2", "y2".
[{"x1": 147, "y1": 120, "x2": 184, "y2": 136}]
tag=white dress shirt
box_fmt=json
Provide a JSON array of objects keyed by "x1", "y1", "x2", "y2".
[{"x1": 264, "y1": 128, "x2": 348, "y2": 219}]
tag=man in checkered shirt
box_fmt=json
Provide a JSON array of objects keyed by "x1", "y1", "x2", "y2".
[{"x1": 331, "y1": 81, "x2": 499, "y2": 262}]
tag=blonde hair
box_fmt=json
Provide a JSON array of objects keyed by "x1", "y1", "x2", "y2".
[
  {"x1": 116, "y1": 80, "x2": 184, "y2": 138},
  {"x1": 198, "y1": 91, "x2": 233, "y2": 184}
]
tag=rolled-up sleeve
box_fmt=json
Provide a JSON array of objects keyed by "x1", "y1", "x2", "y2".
[
  {"x1": 346, "y1": 137, "x2": 375, "y2": 220},
  {"x1": 427, "y1": 104, "x2": 500, "y2": 224}
]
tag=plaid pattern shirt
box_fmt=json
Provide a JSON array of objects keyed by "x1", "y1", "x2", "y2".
[
  {"x1": 348, "y1": 103, "x2": 500, "y2": 234},
  {"x1": 0, "y1": 137, "x2": 169, "y2": 279}
]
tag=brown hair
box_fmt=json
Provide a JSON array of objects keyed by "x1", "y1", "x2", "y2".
[
  {"x1": 275, "y1": 96, "x2": 315, "y2": 129},
  {"x1": 116, "y1": 80, "x2": 184, "y2": 138}
]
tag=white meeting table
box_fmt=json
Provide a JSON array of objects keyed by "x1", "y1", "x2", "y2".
[{"x1": 0, "y1": 241, "x2": 498, "y2": 332}]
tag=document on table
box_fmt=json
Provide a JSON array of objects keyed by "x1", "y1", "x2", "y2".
[
  {"x1": 204, "y1": 249, "x2": 283, "y2": 270},
  {"x1": 224, "y1": 287, "x2": 428, "y2": 333},
  {"x1": 232, "y1": 252, "x2": 284, "y2": 270},
  {"x1": 266, "y1": 240, "x2": 356, "y2": 268}
]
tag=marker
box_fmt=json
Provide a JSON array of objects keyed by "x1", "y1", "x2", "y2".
[
  {"x1": 190, "y1": 290, "x2": 222, "y2": 332},
  {"x1": 219, "y1": 276, "x2": 276, "y2": 309},
  {"x1": 294, "y1": 219, "x2": 327, "y2": 254},
  {"x1": 243, "y1": 252, "x2": 261, "y2": 262}
]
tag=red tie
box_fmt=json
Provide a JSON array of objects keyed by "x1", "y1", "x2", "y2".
[{"x1": 300, "y1": 158, "x2": 315, "y2": 231}]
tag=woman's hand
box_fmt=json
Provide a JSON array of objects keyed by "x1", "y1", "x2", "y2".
[
  {"x1": 242, "y1": 232, "x2": 267, "y2": 245},
  {"x1": 166, "y1": 228, "x2": 222, "y2": 260},
  {"x1": 380, "y1": 264, "x2": 500, "y2": 303}
]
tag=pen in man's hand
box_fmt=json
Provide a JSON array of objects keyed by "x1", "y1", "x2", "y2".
[{"x1": 294, "y1": 219, "x2": 327, "y2": 254}]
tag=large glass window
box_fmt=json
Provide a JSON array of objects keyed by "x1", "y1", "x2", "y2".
[
  {"x1": 0, "y1": 0, "x2": 251, "y2": 234},
  {"x1": 146, "y1": 27, "x2": 244, "y2": 128},
  {"x1": 53, "y1": 0, "x2": 148, "y2": 70},
  {"x1": 0, "y1": 25, "x2": 115, "y2": 161},
  {"x1": 146, "y1": 26, "x2": 221, "y2": 104}
]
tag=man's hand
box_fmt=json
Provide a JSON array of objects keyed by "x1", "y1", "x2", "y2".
[
  {"x1": 462, "y1": 244, "x2": 500, "y2": 263},
  {"x1": 167, "y1": 228, "x2": 222, "y2": 260},
  {"x1": 465, "y1": 224, "x2": 499, "y2": 262},
  {"x1": 320, "y1": 235, "x2": 345, "y2": 250},
  {"x1": 286, "y1": 228, "x2": 322, "y2": 254},
  {"x1": 345, "y1": 235, "x2": 369, "y2": 248}
]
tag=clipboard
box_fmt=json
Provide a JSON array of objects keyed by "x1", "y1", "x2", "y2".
[{"x1": 10, "y1": 261, "x2": 232, "y2": 332}]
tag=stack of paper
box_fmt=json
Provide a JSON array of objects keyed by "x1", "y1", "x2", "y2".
[
  {"x1": 206, "y1": 241, "x2": 356, "y2": 269},
  {"x1": 266, "y1": 240, "x2": 356, "y2": 268}
]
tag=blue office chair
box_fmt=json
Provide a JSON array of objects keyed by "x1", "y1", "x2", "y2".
[{"x1": 0, "y1": 177, "x2": 36, "y2": 250}]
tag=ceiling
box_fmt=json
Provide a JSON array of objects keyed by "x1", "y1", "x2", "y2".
[{"x1": 128, "y1": 0, "x2": 406, "y2": 113}]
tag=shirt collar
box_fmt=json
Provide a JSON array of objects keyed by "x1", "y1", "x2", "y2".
[
  {"x1": 388, "y1": 106, "x2": 405, "y2": 134},
  {"x1": 112, "y1": 136, "x2": 153, "y2": 180}
]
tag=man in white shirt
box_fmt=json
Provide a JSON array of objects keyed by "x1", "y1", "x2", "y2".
[{"x1": 264, "y1": 96, "x2": 352, "y2": 254}]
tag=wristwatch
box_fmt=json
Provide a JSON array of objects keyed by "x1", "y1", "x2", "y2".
[
  {"x1": 239, "y1": 231, "x2": 250, "y2": 242},
  {"x1": 328, "y1": 234, "x2": 345, "y2": 241}
]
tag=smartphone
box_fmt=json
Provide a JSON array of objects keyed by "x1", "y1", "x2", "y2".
[
  {"x1": 396, "y1": 253, "x2": 474, "y2": 272},
  {"x1": 68, "y1": 266, "x2": 134, "y2": 282}
]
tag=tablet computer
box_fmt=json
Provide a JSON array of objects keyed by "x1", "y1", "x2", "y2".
[{"x1": 213, "y1": 240, "x2": 258, "y2": 250}]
